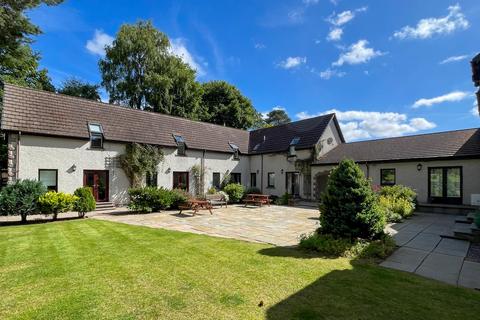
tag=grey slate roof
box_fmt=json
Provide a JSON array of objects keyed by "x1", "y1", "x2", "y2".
[
  {"x1": 1, "y1": 83, "x2": 250, "y2": 154},
  {"x1": 1, "y1": 83, "x2": 335, "y2": 155},
  {"x1": 314, "y1": 128, "x2": 480, "y2": 165},
  {"x1": 249, "y1": 114, "x2": 343, "y2": 154}
]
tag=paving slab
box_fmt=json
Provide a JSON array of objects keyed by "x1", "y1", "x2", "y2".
[
  {"x1": 458, "y1": 261, "x2": 480, "y2": 289},
  {"x1": 381, "y1": 247, "x2": 429, "y2": 272},
  {"x1": 94, "y1": 205, "x2": 319, "y2": 246},
  {"x1": 405, "y1": 233, "x2": 442, "y2": 251},
  {"x1": 434, "y1": 238, "x2": 470, "y2": 257},
  {"x1": 415, "y1": 253, "x2": 464, "y2": 285},
  {"x1": 392, "y1": 230, "x2": 419, "y2": 246}
]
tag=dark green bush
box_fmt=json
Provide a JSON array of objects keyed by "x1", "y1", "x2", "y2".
[
  {"x1": 474, "y1": 210, "x2": 480, "y2": 228},
  {"x1": 38, "y1": 191, "x2": 77, "y2": 220},
  {"x1": 299, "y1": 232, "x2": 395, "y2": 259},
  {"x1": 223, "y1": 183, "x2": 244, "y2": 203},
  {"x1": 277, "y1": 193, "x2": 291, "y2": 205},
  {"x1": 128, "y1": 187, "x2": 176, "y2": 213},
  {"x1": 0, "y1": 179, "x2": 47, "y2": 222},
  {"x1": 320, "y1": 159, "x2": 386, "y2": 240},
  {"x1": 378, "y1": 185, "x2": 416, "y2": 221},
  {"x1": 244, "y1": 187, "x2": 261, "y2": 195},
  {"x1": 170, "y1": 188, "x2": 190, "y2": 209},
  {"x1": 73, "y1": 187, "x2": 96, "y2": 218}
]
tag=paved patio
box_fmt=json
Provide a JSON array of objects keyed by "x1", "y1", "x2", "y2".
[
  {"x1": 382, "y1": 212, "x2": 480, "y2": 289},
  {"x1": 94, "y1": 205, "x2": 319, "y2": 246}
]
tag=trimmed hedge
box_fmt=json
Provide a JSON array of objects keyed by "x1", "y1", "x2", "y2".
[
  {"x1": 38, "y1": 191, "x2": 77, "y2": 220},
  {"x1": 0, "y1": 179, "x2": 47, "y2": 223},
  {"x1": 73, "y1": 187, "x2": 96, "y2": 218},
  {"x1": 128, "y1": 187, "x2": 176, "y2": 213},
  {"x1": 299, "y1": 232, "x2": 395, "y2": 259}
]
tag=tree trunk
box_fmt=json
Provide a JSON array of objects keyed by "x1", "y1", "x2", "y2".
[
  {"x1": 53, "y1": 212, "x2": 58, "y2": 221},
  {"x1": 21, "y1": 213, "x2": 27, "y2": 223}
]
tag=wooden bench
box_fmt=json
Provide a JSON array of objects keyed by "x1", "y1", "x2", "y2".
[
  {"x1": 243, "y1": 194, "x2": 271, "y2": 207},
  {"x1": 205, "y1": 194, "x2": 228, "y2": 208}
]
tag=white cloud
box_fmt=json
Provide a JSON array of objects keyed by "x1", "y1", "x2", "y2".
[
  {"x1": 86, "y1": 30, "x2": 114, "y2": 56},
  {"x1": 254, "y1": 43, "x2": 266, "y2": 49},
  {"x1": 393, "y1": 4, "x2": 469, "y2": 40},
  {"x1": 412, "y1": 91, "x2": 470, "y2": 108},
  {"x1": 471, "y1": 106, "x2": 479, "y2": 117},
  {"x1": 296, "y1": 109, "x2": 436, "y2": 141},
  {"x1": 287, "y1": 8, "x2": 305, "y2": 24},
  {"x1": 313, "y1": 68, "x2": 346, "y2": 80},
  {"x1": 169, "y1": 38, "x2": 206, "y2": 76},
  {"x1": 278, "y1": 56, "x2": 307, "y2": 69},
  {"x1": 303, "y1": 0, "x2": 319, "y2": 5},
  {"x1": 261, "y1": 106, "x2": 287, "y2": 119},
  {"x1": 327, "y1": 7, "x2": 367, "y2": 26},
  {"x1": 327, "y1": 28, "x2": 343, "y2": 41},
  {"x1": 440, "y1": 54, "x2": 469, "y2": 64},
  {"x1": 332, "y1": 40, "x2": 385, "y2": 67}
]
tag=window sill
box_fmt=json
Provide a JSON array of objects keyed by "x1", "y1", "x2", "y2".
[{"x1": 266, "y1": 186, "x2": 275, "y2": 189}]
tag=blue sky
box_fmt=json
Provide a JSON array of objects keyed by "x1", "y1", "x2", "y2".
[{"x1": 28, "y1": 0, "x2": 480, "y2": 141}]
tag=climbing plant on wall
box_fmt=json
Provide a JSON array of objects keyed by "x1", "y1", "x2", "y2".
[
  {"x1": 190, "y1": 164, "x2": 202, "y2": 196},
  {"x1": 120, "y1": 143, "x2": 164, "y2": 187}
]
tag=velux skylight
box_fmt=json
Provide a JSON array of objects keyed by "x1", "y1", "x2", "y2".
[{"x1": 290, "y1": 137, "x2": 300, "y2": 145}]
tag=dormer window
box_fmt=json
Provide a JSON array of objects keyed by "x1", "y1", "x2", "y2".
[
  {"x1": 88, "y1": 123, "x2": 103, "y2": 149},
  {"x1": 173, "y1": 134, "x2": 186, "y2": 156},
  {"x1": 229, "y1": 142, "x2": 240, "y2": 160},
  {"x1": 288, "y1": 137, "x2": 300, "y2": 157}
]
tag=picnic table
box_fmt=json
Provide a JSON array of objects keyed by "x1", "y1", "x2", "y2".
[
  {"x1": 178, "y1": 199, "x2": 213, "y2": 216},
  {"x1": 243, "y1": 194, "x2": 271, "y2": 207}
]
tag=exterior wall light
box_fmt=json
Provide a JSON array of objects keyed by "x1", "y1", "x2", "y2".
[
  {"x1": 281, "y1": 169, "x2": 284, "y2": 174},
  {"x1": 417, "y1": 164, "x2": 423, "y2": 171},
  {"x1": 71, "y1": 164, "x2": 77, "y2": 172}
]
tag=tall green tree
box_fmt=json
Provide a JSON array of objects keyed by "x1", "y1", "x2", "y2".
[
  {"x1": 265, "y1": 109, "x2": 291, "y2": 126},
  {"x1": 99, "y1": 20, "x2": 202, "y2": 118},
  {"x1": 199, "y1": 81, "x2": 261, "y2": 129},
  {"x1": 0, "y1": 0, "x2": 60, "y2": 90},
  {"x1": 58, "y1": 78, "x2": 101, "y2": 101}
]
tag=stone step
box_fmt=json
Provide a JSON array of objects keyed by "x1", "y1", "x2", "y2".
[
  {"x1": 95, "y1": 202, "x2": 115, "y2": 211},
  {"x1": 455, "y1": 217, "x2": 471, "y2": 224},
  {"x1": 467, "y1": 212, "x2": 477, "y2": 223},
  {"x1": 453, "y1": 223, "x2": 476, "y2": 242}
]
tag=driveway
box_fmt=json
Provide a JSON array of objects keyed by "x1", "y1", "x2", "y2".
[
  {"x1": 382, "y1": 212, "x2": 480, "y2": 289},
  {"x1": 94, "y1": 205, "x2": 319, "y2": 246}
]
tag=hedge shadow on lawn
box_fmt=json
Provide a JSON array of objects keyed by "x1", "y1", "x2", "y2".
[
  {"x1": 262, "y1": 248, "x2": 479, "y2": 320},
  {"x1": 0, "y1": 215, "x2": 82, "y2": 227},
  {"x1": 258, "y1": 246, "x2": 338, "y2": 260}
]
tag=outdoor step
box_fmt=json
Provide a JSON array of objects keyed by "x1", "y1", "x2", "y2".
[
  {"x1": 95, "y1": 202, "x2": 115, "y2": 211},
  {"x1": 467, "y1": 212, "x2": 476, "y2": 223},
  {"x1": 453, "y1": 223, "x2": 475, "y2": 242},
  {"x1": 455, "y1": 217, "x2": 472, "y2": 224}
]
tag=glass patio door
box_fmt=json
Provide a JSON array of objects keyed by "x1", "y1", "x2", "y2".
[
  {"x1": 83, "y1": 170, "x2": 109, "y2": 202},
  {"x1": 286, "y1": 172, "x2": 300, "y2": 197},
  {"x1": 428, "y1": 167, "x2": 462, "y2": 204}
]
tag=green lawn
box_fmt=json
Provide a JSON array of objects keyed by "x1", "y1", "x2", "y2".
[{"x1": 0, "y1": 219, "x2": 478, "y2": 320}]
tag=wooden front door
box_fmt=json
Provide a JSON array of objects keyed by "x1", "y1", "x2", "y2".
[{"x1": 83, "y1": 170, "x2": 109, "y2": 202}]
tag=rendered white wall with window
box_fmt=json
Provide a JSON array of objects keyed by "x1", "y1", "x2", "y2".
[
  {"x1": 17, "y1": 134, "x2": 130, "y2": 205},
  {"x1": 312, "y1": 159, "x2": 480, "y2": 205}
]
